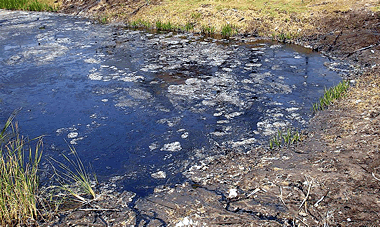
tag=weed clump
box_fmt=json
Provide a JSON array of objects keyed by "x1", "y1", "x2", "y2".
[
  {"x1": 128, "y1": 19, "x2": 152, "y2": 29},
  {"x1": 184, "y1": 22, "x2": 194, "y2": 32},
  {"x1": 51, "y1": 145, "x2": 96, "y2": 201}
]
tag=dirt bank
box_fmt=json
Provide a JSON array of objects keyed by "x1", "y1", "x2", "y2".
[{"x1": 43, "y1": 1, "x2": 380, "y2": 226}]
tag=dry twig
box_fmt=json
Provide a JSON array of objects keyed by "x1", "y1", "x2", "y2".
[
  {"x1": 278, "y1": 186, "x2": 287, "y2": 207},
  {"x1": 372, "y1": 172, "x2": 380, "y2": 182},
  {"x1": 299, "y1": 177, "x2": 313, "y2": 211}
]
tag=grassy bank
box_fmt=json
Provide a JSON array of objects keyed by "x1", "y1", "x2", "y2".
[
  {"x1": 0, "y1": 0, "x2": 58, "y2": 11},
  {"x1": 120, "y1": 0, "x2": 380, "y2": 37},
  {"x1": 0, "y1": 114, "x2": 96, "y2": 225}
]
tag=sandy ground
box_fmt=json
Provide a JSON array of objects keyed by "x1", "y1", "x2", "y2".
[{"x1": 35, "y1": 1, "x2": 380, "y2": 226}]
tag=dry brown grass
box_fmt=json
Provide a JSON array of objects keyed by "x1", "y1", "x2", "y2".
[
  {"x1": 339, "y1": 68, "x2": 380, "y2": 112},
  {"x1": 127, "y1": 0, "x2": 380, "y2": 35}
]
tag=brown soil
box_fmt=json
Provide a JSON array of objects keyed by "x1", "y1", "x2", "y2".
[{"x1": 44, "y1": 2, "x2": 380, "y2": 226}]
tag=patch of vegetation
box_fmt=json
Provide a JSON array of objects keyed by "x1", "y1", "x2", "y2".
[
  {"x1": 52, "y1": 145, "x2": 96, "y2": 201},
  {"x1": 0, "y1": 112, "x2": 42, "y2": 225},
  {"x1": 99, "y1": 16, "x2": 109, "y2": 24},
  {"x1": 0, "y1": 0, "x2": 57, "y2": 11},
  {"x1": 156, "y1": 20, "x2": 177, "y2": 31},
  {"x1": 201, "y1": 25, "x2": 215, "y2": 36},
  {"x1": 128, "y1": 19, "x2": 152, "y2": 29},
  {"x1": 184, "y1": 22, "x2": 194, "y2": 32},
  {"x1": 312, "y1": 80, "x2": 350, "y2": 112},
  {"x1": 274, "y1": 32, "x2": 293, "y2": 42},
  {"x1": 191, "y1": 12, "x2": 202, "y2": 20},
  {"x1": 269, "y1": 128, "x2": 301, "y2": 149},
  {"x1": 221, "y1": 24, "x2": 237, "y2": 38},
  {"x1": 0, "y1": 113, "x2": 96, "y2": 225}
]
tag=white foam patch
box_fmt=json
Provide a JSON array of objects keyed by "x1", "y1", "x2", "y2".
[{"x1": 161, "y1": 142, "x2": 182, "y2": 152}]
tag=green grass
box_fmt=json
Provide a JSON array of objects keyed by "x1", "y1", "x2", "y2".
[
  {"x1": 184, "y1": 22, "x2": 194, "y2": 32},
  {"x1": 0, "y1": 112, "x2": 96, "y2": 225},
  {"x1": 99, "y1": 16, "x2": 109, "y2": 24},
  {"x1": 201, "y1": 25, "x2": 215, "y2": 36},
  {"x1": 52, "y1": 145, "x2": 96, "y2": 202},
  {"x1": 128, "y1": 19, "x2": 152, "y2": 29},
  {"x1": 312, "y1": 80, "x2": 350, "y2": 112},
  {"x1": 274, "y1": 32, "x2": 294, "y2": 42},
  {"x1": 156, "y1": 20, "x2": 177, "y2": 31},
  {"x1": 0, "y1": 113, "x2": 42, "y2": 225},
  {"x1": 0, "y1": 0, "x2": 57, "y2": 11},
  {"x1": 269, "y1": 128, "x2": 301, "y2": 149},
  {"x1": 221, "y1": 24, "x2": 237, "y2": 38}
]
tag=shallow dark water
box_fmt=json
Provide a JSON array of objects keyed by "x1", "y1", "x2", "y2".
[{"x1": 0, "y1": 10, "x2": 342, "y2": 196}]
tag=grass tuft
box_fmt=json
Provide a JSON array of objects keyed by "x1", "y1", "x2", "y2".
[
  {"x1": 128, "y1": 19, "x2": 152, "y2": 29},
  {"x1": 99, "y1": 16, "x2": 109, "y2": 24},
  {"x1": 201, "y1": 25, "x2": 215, "y2": 36},
  {"x1": 312, "y1": 80, "x2": 350, "y2": 112},
  {"x1": 0, "y1": 111, "x2": 96, "y2": 224},
  {"x1": 184, "y1": 22, "x2": 194, "y2": 32},
  {"x1": 274, "y1": 32, "x2": 293, "y2": 42},
  {"x1": 156, "y1": 20, "x2": 177, "y2": 31},
  {"x1": 0, "y1": 113, "x2": 43, "y2": 226},
  {"x1": 221, "y1": 24, "x2": 237, "y2": 38},
  {"x1": 269, "y1": 128, "x2": 301, "y2": 149},
  {"x1": 51, "y1": 145, "x2": 96, "y2": 202}
]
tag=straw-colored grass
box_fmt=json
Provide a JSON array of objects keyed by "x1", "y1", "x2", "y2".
[
  {"x1": 125, "y1": 0, "x2": 379, "y2": 36},
  {"x1": 0, "y1": 112, "x2": 96, "y2": 225},
  {"x1": 0, "y1": 114, "x2": 42, "y2": 226},
  {"x1": 52, "y1": 145, "x2": 97, "y2": 202}
]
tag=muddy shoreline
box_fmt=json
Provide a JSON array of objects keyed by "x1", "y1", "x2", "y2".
[{"x1": 29, "y1": 2, "x2": 380, "y2": 226}]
